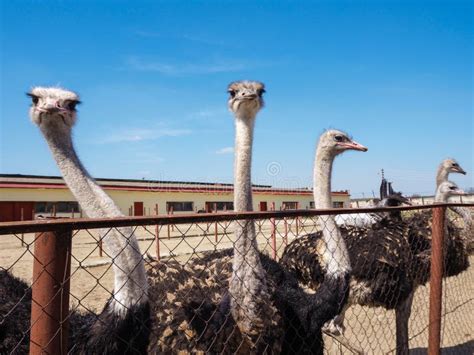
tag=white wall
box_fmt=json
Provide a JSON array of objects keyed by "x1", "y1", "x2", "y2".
[{"x1": 1, "y1": 187, "x2": 350, "y2": 217}]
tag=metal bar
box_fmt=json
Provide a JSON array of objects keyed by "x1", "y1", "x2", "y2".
[
  {"x1": 1, "y1": 203, "x2": 472, "y2": 235},
  {"x1": 428, "y1": 206, "x2": 446, "y2": 355},
  {"x1": 30, "y1": 228, "x2": 72, "y2": 355},
  {"x1": 155, "y1": 204, "x2": 160, "y2": 260},
  {"x1": 20, "y1": 208, "x2": 25, "y2": 247},
  {"x1": 271, "y1": 202, "x2": 276, "y2": 259},
  {"x1": 214, "y1": 203, "x2": 218, "y2": 243},
  {"x1": 168, "y1": 206, "x2": 174, "y2": 238},
  {"x1": 98, "y1": 237, "x2": 103, "y2": 257}
]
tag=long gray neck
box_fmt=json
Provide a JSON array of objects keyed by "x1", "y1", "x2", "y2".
[
  {"x1": 434, "y1": 189, "x2": 449, "y2": 203},
  {"x1": 435, "y1": 190, "x2": 474, "y2": 257},
  {"x1": 314, "y1": 147, "x2": 333, "y2": 209},
  {"x1": 436, "y1": 164, "x2": 448, "y2": 188},
  {"x1": 313, "y1": 145, "x2": 351, "y2": 276},
  {"x1": 40, "y1": 124, "x2": 148, "y2": 313},
  {"x1": 233, "y1": 116, "x2": 254, "y2": 212},
  {"x1": 230, "y1": 114, "x2": 272, "y2": 345}
]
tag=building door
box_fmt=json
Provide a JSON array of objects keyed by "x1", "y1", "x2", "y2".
[
  {"x1": 0, "y1": 202, "x2": 14, "y2": 222},
  {"x1": 205, "y1": 202, "x2": 217, "y2": 213},
  {"x1": 134, "y1": 202, "x2": 144, "y2": 216},
  {"x1": 259, "y1": 201, "x2": 268, "y2": 211},
  {"x1": 0, "y1": 202, "x2": 35, "y2": 222},
  {"x1": 15, "y1": 202, "x2": 34, "y2": 220}
]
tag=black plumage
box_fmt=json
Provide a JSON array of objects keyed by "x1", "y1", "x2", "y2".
[
  {"x1": 147, "y1": 249, "x2": 349, "y2": 354},
  {"x1": 0, "y1": 270, "x2": 151, "y2": 354}
]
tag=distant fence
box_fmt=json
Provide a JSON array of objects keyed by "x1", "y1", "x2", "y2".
[
  {"x1": 351, "y1": 194, "x2": 474, "y2": 208},
  {"x1": 0, "y1": 204, "x2": 473, "y2": 354}
]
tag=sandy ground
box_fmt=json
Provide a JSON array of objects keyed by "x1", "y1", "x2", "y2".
[{"x1": 1, "y1": 217, "x2": 472, "y2": 354}]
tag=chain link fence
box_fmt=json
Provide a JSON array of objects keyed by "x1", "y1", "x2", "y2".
[{"x1": 0, "y1": 204, "x2": 472, "y2": 354}]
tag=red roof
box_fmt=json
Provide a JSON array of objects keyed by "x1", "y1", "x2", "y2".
[{"x1": 0, "y1": 182, "x2": 349, "y2": 196}]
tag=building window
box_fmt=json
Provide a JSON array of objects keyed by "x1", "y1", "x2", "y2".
[
  {"x1": 167, "y1": 202, "x2": 194, "y2": 212},
  {"x1": 332, "y1": 201, "x2": 344, "y2": 208},
  {"x1": 205, "y1": 202, "x2": 234, "y2": 212},
  {"x1": 282, "y1": 202, "x2": 298, "y2": 210},
  {"x1": 309, "y1": 201, "x2": 315, "y2": 209},
  {"x1": 35, "y1": 202, "x2": 80, "y2": 214}
]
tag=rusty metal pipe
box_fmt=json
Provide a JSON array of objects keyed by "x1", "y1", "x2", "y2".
[
  {"x1": 30, "y1": 228, "x2": 72, "y2": 355},
  {"x1": 428, "y1": 206, "x2": 446, "y2": 355},
  {"x1": 2, "y1": 203, "x2": 473, "y2": 235}
]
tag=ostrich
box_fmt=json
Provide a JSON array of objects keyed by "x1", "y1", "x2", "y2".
[
  {"x1": 435, "y1": 158, "x2": 472, "y2": 241},
  {"x1": 335, "y1": 191, "x2": 411, "y2": 227},
  {"x1": 147, "y1": 86, "x2": 365, "y2": 353},
  {"x1": 147, "y1": 80, "x2": 282, "y2": 353},
  {"x1": 0, "y1": 87, "x2": 150, "y2": 354},
  {"x1": 436, "y1": 158, "x2": 466, "y2": 187},
  {"x1": 282, "y1": 175, "x2": 470, "y2": 354}
]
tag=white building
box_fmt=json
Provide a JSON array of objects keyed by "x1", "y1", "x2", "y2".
[{"x1": 0, "y1": 174, "x2": 351, "y2": 222}]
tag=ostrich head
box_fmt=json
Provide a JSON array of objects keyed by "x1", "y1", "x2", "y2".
[
  {"x1": 28, "y1": 87, "x2": 81, "y2": 129},
  {"x1": 435, "y1": 181, "x2": 465, "y2": 202},
  {"x1": 440, "y1": 158, "x2": 466, "y2": 175},
  {"x1": 318, "y1": 129, "x2": 368, "y2": 157},
  {"x1": 227, "y1": 81, "x2": 265, "y2": 118}
]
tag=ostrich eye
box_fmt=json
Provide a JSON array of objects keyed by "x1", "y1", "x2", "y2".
[
  {"x1": 449, "y1": 186, "x2": 457, "y2": 190},
  {"x1": 228, "y1": 90, "x2": 236, "y2": 98},
  {"x1": 27, "y1": 93, "x2": 39, "y2": 105},
  {"x1": 257, "y1": 88, "x2": 265, "y2": 97},
  {"x1": 334, "y1": 135, "x2": 344, "y2": 142},
  {"x1": 66, "y1": 101, "x2": 78, "y2": 111},
  {"x1": 452, "y1": 163, "x2": 458, "y2": 167}
]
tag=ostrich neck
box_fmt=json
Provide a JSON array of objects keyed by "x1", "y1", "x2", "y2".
[
  {"x1": 436, "y1": 165, "x2": 448, "y2": 188},
  {"x1": 40, "y1": 127, "x2": 121, "y2": 218},
  {"x1": 40, "y1": 126, "x2": 147, "y2": 311},
  {"x1": 230, "y1": 113, "x2": 271, "y2": 343},
  {"x1": 233, "y1": 116, "x2": 254, "y2": 212},
  {"x1": 313, "y1": 146, "x2": 351, "y2": 275},
  {"x1": 314, "y1": 148, "x2": 333, "y2": 209},
  {"x1": 434, "y1": 190, "x2": 449, "y2": 203}
]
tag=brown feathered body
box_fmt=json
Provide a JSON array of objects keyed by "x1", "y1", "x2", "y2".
[
  {"x1": 281, "y1": 210, "x2": 470, "y2": 313},
  {"x1": 146, "y1": 247, "x2": 350, "y2": 354},
  {"x1": 146, "y1": 250, "x2": 285, "y2": 354}
]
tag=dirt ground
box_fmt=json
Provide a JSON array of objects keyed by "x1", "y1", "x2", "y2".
[{"x1": 1, "y1": 218, "x2": 472, "y2": 354}]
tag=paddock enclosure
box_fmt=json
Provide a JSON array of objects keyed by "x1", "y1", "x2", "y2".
[{"x1": 0, "y1": 204, "x2": 473, "y2": 354}]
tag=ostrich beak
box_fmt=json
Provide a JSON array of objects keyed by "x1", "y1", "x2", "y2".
[
  {"x1": 340, "y1": 140, "x2": 368, "y2": 152},
  {"x1": 452, "y1": 188, "x2": 465, "y2": 195},
  {"x1": 455, "y1": 167, "x2": 466, "y2": 175}
]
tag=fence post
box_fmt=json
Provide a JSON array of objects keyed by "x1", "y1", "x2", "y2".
[
  {"x1": 20, "y1": 208, "x2": 25, "y2": 247},
  {"x1": 167, "y1": 206, "x2": 173, "y2": 239},
  {"x1": 30, "y1": 228, "x2": 72, "y2": 355},
  {"x1": 214, "y1": 203, "x2": 218, "y2": 242},
  {"x1": 295, "y1": 202, "x2": 300, "y2": 235},
  {"x1": 428, "y1": 206, "x2": 446, "y2": 355},
  {"x1": 155, "y1": 204, "x2": 160, "y2": 260},
  {"x1": 271, "y1": 202, "x2": 276, "y2": 259},
  {"x1": 99, "y1": 237, "x2": 103, "y2": 257}
]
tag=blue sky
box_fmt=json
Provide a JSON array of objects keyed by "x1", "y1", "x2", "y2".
[{"x1": 1, "y1": 0, "x2": 472, "y2": 197}]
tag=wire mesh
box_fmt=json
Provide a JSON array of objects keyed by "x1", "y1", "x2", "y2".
[{"x1": 0, "y1": 205, "x2": 472, "y2": 354}]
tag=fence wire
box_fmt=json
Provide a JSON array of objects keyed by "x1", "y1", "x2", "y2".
[{"x1": 0, "y1": 205, "x2": 472, "y2": 354}]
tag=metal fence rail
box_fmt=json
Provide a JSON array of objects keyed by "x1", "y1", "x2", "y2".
[{"x1": 0, "y1": 204, "x2": 473, "y2": 354}]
